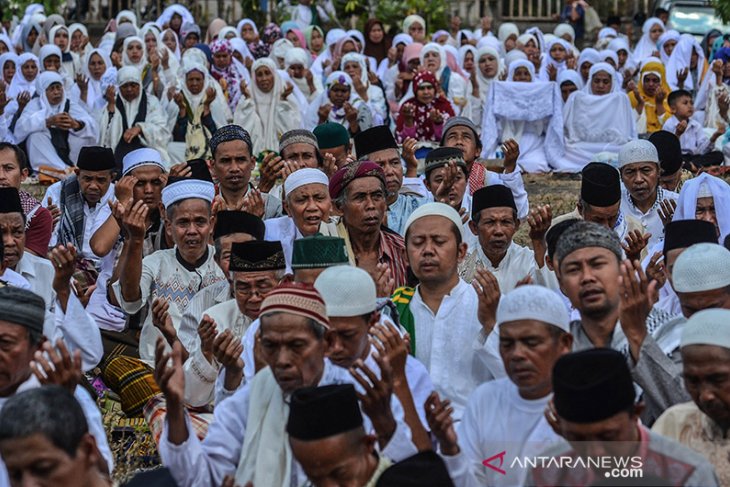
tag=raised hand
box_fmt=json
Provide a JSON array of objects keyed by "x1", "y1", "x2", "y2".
[
  {"x1": 344, "y1": 102, "x2": 358, "y2": 124},
  {"x1": 370, "y1": 322, "x2": 408, "y2": 383},
  {"x1": 31, "y1": 339, "x2": 83, "y2": 394},
  {"x1": 169, "y1": 162, "x2": 193, "y2": 178},
  {"x1": 198, "y1": 314, "x2": 218, "y2": 363},
  {"x1": 318, "y1": 103, "x2": 332, "y2": 123},
  {"x1": 105, "y1": 85, "x2": 116, "y2": 109},
  {"x1": 473, "y1": 268, "x2": 500, "y2": 334},
  {"x1": 618, "y1": 259, "x2": 657, "y2": 361},
  {"x1": 657, "y1": 198, "x2": 677, "y2": 227},
  {"x1": 153, "y1": 337, "x2": 185, "y2": 407},
  {"x1": 123, "y1": 126, "x2": 142, "y2": 143},
  {"x1": 114, "y1": 175, "x2": 136, "y2": 206},
  {"x1": 547, "y1": 63, "x2": 558, "y2": 82},
  {"x1": 46, "y1": 197, "x2": 61, "y2": 227},
  {"x1": 676, "y1": 67, "x2": 689, "y2": 87},
  {"x1": 152, "y1": 298, "x2": 177, "y2": 345},
  {"x1": 675, "y1": 119, "x2": 688, "y2": 137},
  {"x1": 425, "y1": 392, "x2": 459, "y2": 455},
  {"x1": 527, "y1": 204, "x2": 552, "y2": 242},
  {"x1": 434, "y1": 161, "x2": 460, "y2": 207},
  {"x1": 401, "y1": 104, "x2": 415, "y2": 126},
  {"x1": 621, "y1": 229, "x2": 651, "y2": 262},
  {"x1": 322, "y1": 152, "x2": 338, "y2": 177},
  {"x1": 212, "y1": 329, "x2": 244, "y2": 371},
  {"x1": 350, "y1": 354, "x2": 396, "y2": 445},
  {"x1": 401, "y1": 137, "x2": 419, "y2": 177},
  {"x1": 280, "y1": 82, "x2": 293, "y2": 101},
  {"x1": 240, "y1": 80, "x2": 251, "y2": 99},
  {"x1": 121, "y1": 199, "x2": 149, "y2": 240},
  {"x1": 371, "y1": 262, "x2": 395, "y2": 298},
  {"x1": 204, "y1": 86, "x2": 217, "y2": 107},
  {"x1": 428, "y1": 108, "x2": 443, "y2": 124},
  {"x1": 241, "y1": 188, "x2": 265, "y2": 217},
  {"x1": 501, "y1": 138, "x2": 520, "y2": 173},
  {"x1": 645, "y1": 251, "x2": 666, "y2": 290},
  {"x1": 258, "y1": 152, "x2": 285, "y2": 193}
]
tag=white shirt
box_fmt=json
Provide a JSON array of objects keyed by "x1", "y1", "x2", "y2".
[
  {"x1": 0, "y1": 268, "x2": 30, "y2": 289},
  {"x1": 42, "y1": 180, "x2": 116, "y2": 259},
  {"x1": 663, "y1": 115, "x2": 713, "y2": 155},
  {"x1": 0, "y1": 375, "x2": 114, "y2": 484},
  {"x1": 409, "y1": 279, "x2": 505, "y2": 420},
  {"x1": 183, "y1": 298, "x2": 252, "y2": 408},
  {"x1": 459, "y1": 241, "x2": 537, "y2": 294},
  {"x1": 443, "y1": 378, "x2": 562, "y2": 487},
  {"x1": 113, "y1": 246, "x2": 226, "y2": 366},
  {"x1": 158, "y1": 360, "x2": 416, "y2": 487},
  {"x1": 621, "y1": 187, "x2": 678, "y2": 251}
]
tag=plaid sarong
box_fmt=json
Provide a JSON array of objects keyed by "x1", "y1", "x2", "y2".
[
  {"x1": 101, "y1": 356, "x2": 160, "y2": 417},
  {"x1": 144, "y1": 395, "x2": 213, "y2": 446}
]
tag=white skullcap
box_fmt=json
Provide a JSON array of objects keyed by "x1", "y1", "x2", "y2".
[
  {"x1": 673, "y1": 243, "x2": 730, "y2": 293},
  {"x1": 314, "y1": 266, "x2": 376, "y2": 317},
  {"x1": 497, "y1": 285, "x2": 570, "y2": 332},
  {"x1": 162, "y1": 179, "x2": 215, "y2": 209},
  {"x1": 122, "y1": 148, "x2": 165, "y2": 176},
  {"x1": 403, "y1": 202, "x2": 465, "y2": 240},
  {"x1": 284, "y1": 168, "x2": 329, "y2": 198},
  {"x1": 618, "y1": 139, "x2": 659, "y2": 168},
  {"x1": 681, "y1": 308, "x2": 730, "y2": 350},
  {"x1": 698, "y1": 181, "x2": 713, "y2": 198}
]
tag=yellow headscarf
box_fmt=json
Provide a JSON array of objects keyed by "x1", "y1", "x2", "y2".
[{"x1": 630, "y1": 59, "x2": 672, "y2": 133}]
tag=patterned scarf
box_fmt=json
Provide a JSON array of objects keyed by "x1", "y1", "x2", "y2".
[
  {"x1": 396, "y1": 71, "x2": 454, "y2": 142},
  {"x1": 58, "y1": 175, "x2": 85, "y2": 251},
  {"x1": 210, "y1": 39, "x2": 242, "y2": 111}
]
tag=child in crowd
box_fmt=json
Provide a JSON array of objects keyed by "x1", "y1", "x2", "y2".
[{"x1": 662, "y1": 89, "x2": 725, "y2": 167}]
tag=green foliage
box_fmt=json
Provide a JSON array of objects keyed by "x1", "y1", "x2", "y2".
[
  {"x1": 2, "y1": 0, "x2": 64, "y2": 21},
  {"x1": 714, "y1": 0, "x2": 730, "y2": 24}
]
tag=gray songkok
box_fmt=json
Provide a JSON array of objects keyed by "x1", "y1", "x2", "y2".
[
  {"x1": 554, "y1": 221, "x2": 622, "y2": 265},
  {"x1": 279, "y1": 129, "x2": 319, "y2": 153},
  {"x1": 210, "y1": 124, "x2": 253, "y2": 157},
  {"x1": 440, "y1": 116, "x2": 480, "y2": 145},
  {"x1": 618, "y1": 139, "x2": 659, "y2": 168},
  {"x1": 0, "y1": 287, "x2": 46, "y2": 334}
]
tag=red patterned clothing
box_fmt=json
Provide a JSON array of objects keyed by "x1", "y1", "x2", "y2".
[{"x1": 337, "y1": 221, "x2": 409, "y2": 289}]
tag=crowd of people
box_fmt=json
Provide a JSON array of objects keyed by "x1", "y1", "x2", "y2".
[{"x1": 0, "y1": 2, "x2": 728, "y2": 486}]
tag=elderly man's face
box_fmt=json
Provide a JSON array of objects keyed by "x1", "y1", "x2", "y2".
[
  {"x1": 579, "y1": 201, "x2": 620, "y2": 230},
  {"x1": 677, "y1": 288, "x2": 730, "y2": 318},
  {"x1": 282, "y1": 143, "x2": 318, "y2": 169},
  {"x1": 232, "y1": 270, "x2": 280, "y2": 320},
  {"x1": 368, "y1": 148, "x2": 402, "y2": 199},
  {"x1": 558, "y1": 247, "x2": 621, "y2": 319},
  {"x1": 285, "y1": 183, "x2": 331, "y2": 237},
  {"x1": 339, "y1": 177, "x2": 386, "y2": 235},
  {"x1": 682, "y1": 344, "x2": 730, "y2": 431},
  {"x1": 211, "y1": 139, "x2": 254, "y2": 192},
  {"x1": 165, "y1": 199, "x2": 212, "y2": 265},
  {"x1": 469, "y1": 207, "x2": 519, "y2": 264},
  {"x1": 620, "y1": 162, "x2": 659, "y2": 205},
  {"x1": 327, "y1": 314, "x2": 376, "y2": 369},
  {"x1": 0, "y1": 213, "x2": 25, "y2": 269},
  {"x1": 406, "y1": 215, "x2": 466, "y2": 284},
  {"x1": 499, "y1": 320, "x2": 572, "y2": 400},
  {"x1": 0, "y1": 433, "x2": 100, "y2": 487},
  {"x1": 259, "y1": 313, "x2": 328, "y2": 393},
  {"x1": 695, "y1": 196, "x2": 718, "y2": 233},
  {"x1": 0, "y1": 321, "x2": 38, "y2": 397},
  {"x1": 290, "y1": 429, "x2": 377, "y2": 487}
]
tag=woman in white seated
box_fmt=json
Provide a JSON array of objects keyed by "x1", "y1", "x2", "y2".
[
  {"x1": 234, "y1": 58, "x2": 301, "y2": 155},
  {"x1": 480, "y1": 59, "x2": 564, "y2": 173},
  {"x1": 341, "y1": 52, "x2": 387, "y2": 126},
  {"x1": 556, "y1": 62, "x2": 636, "y2": 172},
  {"x1": 14, "y1": 71, "x2": 97, "y2": 172}
]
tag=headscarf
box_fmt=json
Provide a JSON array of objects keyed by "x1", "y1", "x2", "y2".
[
  {"x1": 403, "y1": 15, "x2": 426, "y2": 35},
  {"x1": 237, "y1": 18, "x2": 259, "y2": 38},
  {"x1": 180, "y1": 62, "x2": 231, "y2": 130},
  {"x1": 608, "y1": 37, "x2": 635, "y2": 72},
  {"x1": 363, "y1": 19, "x2": 390, "y2": 63},
  {"x1": 347, "y1": 30, "x2": 366, "y2": 51},
  {"x1": 334, "y1": 36, "x2": 359, "y2": 60},
  {"x1": 271, "y1": 38, "x2": 294, "y2": 66},
  {"x1": 81, "y1": 48, "x2": 112, "y2": 110},
  {"x1": 673, "y1": 173, "x2": 730, "y2": 242},
  {"x1": 159, "y1": 28, "x2": 181, "y2": 59},
  {"x1": 401, "y1": 42, "x2": 423, "y2": 72},
  {"x1": 116, "y1": 10, "x2": 138, "y2": 28},
  {"x1": 210, "y1": 38, "x2": 242, "y2": 111},
  {"x1": 393, "y1": 33, "x2": 413, "y2": 49},
  {"x1": 155, "y1": 5, "x2": 195, "y2": 31},
  {"x1": 36, "y1": 71, "x2": 65, "y2": 116},
  {"x1": 443, "y1": 44, "x2": 467, "y2": 79},
  {"x1": 181, "y1": 22, "x2": 202, "y2": 43},
  {"x1": 0, "y1": 53, "x2": 16, "y2": 87},
  {"x1": 538, "y1": 38, "x2": 569, "y2": 81},
  {"x1": 285, "y1": 47, "x2": 311, "y2": 69},
  {"x1": 658, "y1": 29, "x2": 681, "y2": 64},
  {"x1": 666, "y1": 33, "x2": 706, "y2": 90},
  {"x1": 122, "y1": 36, "x2": 147, "y2": 71},
  {"x1": 457, "y1": 30, "x2": 475, "y2": 47},
  {"x1": 229, "y1": 37, "x2": 254, "y2": 65},
  {"x1": 600, "y1": 49, "x2": 619, "y2": 67},
  {"x1": 20, "y1": 21, "x2": 42, "y2": 52},
  {"x1": 578, "y1": 47, "x2": 601, "y2": 81},
  {"x1": 42, "y1": 14, "x2": 65, "y2": 43},
  {"x1": 498, "y1": 23, "x2": 519, "y2": 44},
  {"x1": 634, "y1": 17, "x2": 664, "y2": 63},
  {"x1": 48, "y1": 25, "x2": 73, "y2": 63},
  {"x1": 8, "y1": 53, "x2": 39, "y2": 98},
  {"x1": 508, "y1": 59, "x2": 535, "y2": 81},
  {"x1": 68, "y1": 23, "x2": 88, "y2": 52},
  {"x1": 420, "y1": 42, "x2": 446, "y2": 78},
  {"x1": 397, "y1": 70, "x2": 454, "y2": 141},
  {"x1": 557, "y1": 68, "x2": 583, "y2": 90},
  {"x1": 701, "y1": 29, "x2": 723, "y2": 59},
  {"x1": 458, "y1": 45, "x2": 477, "y2": 72},
  {"x1": 115, "y1": 65, "x2": 143, "y2": 124},
  {"x1": 262, "y1": 23, "x2": 283, "y2": 46},
  {"x1": 474, "y1": 45, "x2": 501, "y2": 98},
  {"x1": 431, "y1": 30, "x2": 450, "y2": 43},
  {"x1": 38, "y1": 44, "x2": 62, "y2": 72},
  {"x1": 597, "y1": 27, "x2": 618, "y2": 41},
  {"x1": 584, "y1": 62, "x2": 620, "y2": 94},
  {"x1": 218, "y1": 26, "x2": 239, "y2": 40},
  {"x1": 554, "y1": 23, "x2": 575, "y2": 44},
  {"x1": 205, "y1": 18, "x2": 227, "y2": 44},
  {"x1": 504, "y1": 49, "x2": 527, "y2": 67},
  {"x1": 251, "y1": 58, "x2": 288, "y2": 153},
  {"x1": 304, "y1": 25, "x2": 325, "y2": 57},
  {"x1": 306, "y1": 71, "x2": 362, "y2": 129}
]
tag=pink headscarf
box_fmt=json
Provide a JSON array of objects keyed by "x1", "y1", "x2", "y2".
[
  {"x1": 290, "y1": 28, "x2": 306, "y2": 49},
  {"x1": 401, "y1": 42, "x2": 424, "y2": 71}
]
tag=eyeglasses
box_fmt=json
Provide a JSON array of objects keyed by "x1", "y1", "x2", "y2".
[{"x1": 234, "y1": 282, "x2": 275, "y2": 297}]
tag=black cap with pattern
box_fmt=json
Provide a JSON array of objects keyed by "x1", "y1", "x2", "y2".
[
  {"x1": 287, "y1": 384, "x2": 363, "y2": 440},
  {"x1": 229, "y1": 240, "x2": 285, "y2": 272}
]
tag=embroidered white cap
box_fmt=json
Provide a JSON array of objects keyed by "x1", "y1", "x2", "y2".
[
  {"x1": 497, "y1": 285, "x2": 570, "y2": 332},
  {"x1": 161, "y1": 179, "x2": 215, "y2": 209},
  {"x1": 284, "y1": 168, "x2": 329, "y2": 199},
  {"x1": 681, "y1": 308, "x2": 730, "y2": 350},
  {"x1": 618, "y1": 139, "x2": 659, "y2": 168},
  {"x1": 314, "y1": 266, "x2": 376, "y2": 317},
  {"x1": 403, "y1": 202, "x2": 465, "y2": 240},
  {"x1": 672, "y1": 243, "x2": 730, "y2": 293}
]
